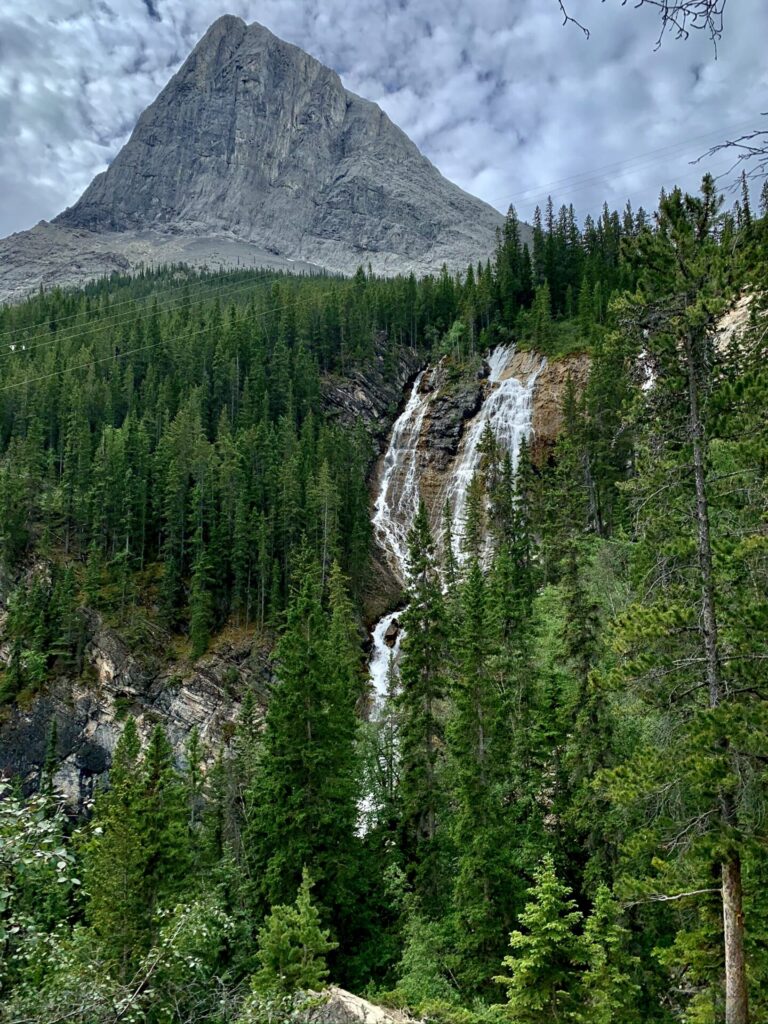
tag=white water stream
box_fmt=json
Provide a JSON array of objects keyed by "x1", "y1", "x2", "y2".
[
  {"x1": 443, "y1": 344, "x2": 545, "y2": 558},
  {"x1": 372, "y1": 369, "x2": 430, "y2": 582},
  {"x1": 367, "y1": 346, "x2": 544, "y2": 703}
]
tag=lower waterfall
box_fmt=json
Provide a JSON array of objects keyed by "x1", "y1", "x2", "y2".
[{"x1": 367, "y1": 344, "x2": 545, "y2": 702}]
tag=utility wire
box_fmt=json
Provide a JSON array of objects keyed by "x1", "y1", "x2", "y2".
[
  {"x1": 0, "y1": 268, "x2": 306, "y2": 364},
  {"x1": 0, "y1": 114, "x2": 760, "y2": 349},
  {"x1": 0, "y1": 291, "x2": 328, "y2": 394}
]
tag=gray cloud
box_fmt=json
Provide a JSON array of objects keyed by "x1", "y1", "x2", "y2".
[{"x1": 0, "y1": 0, "x2": 766, "y2": 238}]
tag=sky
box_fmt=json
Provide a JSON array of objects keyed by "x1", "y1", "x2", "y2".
[{"x1": 0, "y1": 0, "x2": 766, "y2": 237}]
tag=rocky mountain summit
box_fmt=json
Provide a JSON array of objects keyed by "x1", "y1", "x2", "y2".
[{"x1": 0, "y1": 15, "x2": 506, "y2": 303}]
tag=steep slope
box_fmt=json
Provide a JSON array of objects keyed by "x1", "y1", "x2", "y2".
[{"x1": 0, "y1": 16, "x2": 506, "y2": 302}]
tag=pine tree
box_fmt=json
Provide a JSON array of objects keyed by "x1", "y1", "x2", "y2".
[
  {"x1": 608, "y1": 176, "x2": 762, "y2": 1024},
  {"x1": 244, "y1": 555, "x2": 360, "y2": 924},
  {"x1": 494, "y1": 855, "x2": 585, "y2": 1023},
  {"x1": 397, "y1": 501, "x2": 449, "y2": 913},
  {"x1": 251, "y1": 868, "x2": 338, "y2": 997},
  {"x1": 580, "y1": 886, "x2": 640, "y2": 1024}
]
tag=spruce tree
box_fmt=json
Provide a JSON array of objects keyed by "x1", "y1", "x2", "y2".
[
  {"x1": 251, "y1": 868, "x2": 337, "y2": 997},
  {"x1": 494, "y1": 855, "x2": 585, "y2": 1023},
  {"x1": 84, "y1": 717, "x2": 149, "y2": 978},
  {"x1": 244, "y1": 555, "x2": 360, "y2": 925},
  {"x1": 397, "y1": 500, "x2": 449, "y2": 913}
]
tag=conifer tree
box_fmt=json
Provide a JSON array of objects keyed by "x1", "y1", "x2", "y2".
[
  {"x1": 494, "y1": 855, "x2": 585, "y2": 1023},
  {"x1": 244, "y1": 554, "x2": 360, "y2": 923},
  {"x1": 609, "y1": 176, "x2": 762, "y2": 1024},
  {"x1": 397, "y1": 501, "x2": 449, "y2": 912},
  {"x1": 447, "y1": 558, "x2": 522, "y2": 991},
  {"x1": 251, "y1": 868, "x2": 337, "y2": 997},
  {"x1": 580, "y1": 886, "x2": 640, "y2": 1024},
  {"x1": 84, "y1": 718, "x2": 148, "y2": 978}
]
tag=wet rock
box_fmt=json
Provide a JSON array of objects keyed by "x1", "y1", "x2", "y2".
[
  {"x1": 423, "y1": 380, "x2": 484, "y2": 468},
  {"x1": 384, "y1": 618, "x2": 400, "y2": 647}
]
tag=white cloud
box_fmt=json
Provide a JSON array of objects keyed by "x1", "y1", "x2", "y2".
[{"x1": 0, "y1": 0, "x2": 766, "y2": 237}]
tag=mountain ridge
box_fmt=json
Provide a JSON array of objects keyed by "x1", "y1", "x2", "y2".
[{"x1": 0, "y1": 15, "x2": 511, "y2": 302}]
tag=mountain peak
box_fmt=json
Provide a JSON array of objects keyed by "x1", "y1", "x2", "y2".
[
  {"x1": 53, "y1": 16, "x2": 504, "y2": 276},
  {"x1": 2, "y1": 17, "x2": 507, "y2": 299}
]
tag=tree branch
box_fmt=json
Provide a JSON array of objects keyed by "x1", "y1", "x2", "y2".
[
  {"x1": 556, "y1": 1, "x2": 727, "y2": 50},
  {"x1": 623, "y1": 886, "x2": 721, "y2": 908},
  {"x1": 557, "y1": 0, "x2": 590, "y2": 36}
]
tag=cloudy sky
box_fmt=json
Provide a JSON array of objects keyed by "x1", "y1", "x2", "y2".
[{"x1": 1, "y1": 0, "x2": 766, "y2": 237}]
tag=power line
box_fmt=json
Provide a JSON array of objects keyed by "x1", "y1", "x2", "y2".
[
  {"x1": 0, "y1": 112, "x2": 760, "y2": 353},
  {"x1": 483, "y1": 116, "x2": 760, "y2": 211},
  {"x1": 0, "y1": 268, "x2": 303, "y2": 365},
  {"x1": 0, "y1": 291, "x2": 327, "y2": 394},
  {"x1": 0, "y1": 260, "x2": 322, "y2": 343}
]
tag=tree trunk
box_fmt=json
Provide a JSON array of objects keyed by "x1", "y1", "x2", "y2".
[
  {"x1": 684, "y1": 330, "x2": 749, "y2": 1024},
  {"x1": 723, "y1": 856, "x2": 749, "y2": 1024},
  {"x1": 684, "y1": 330, "x2": 721, "y2": 709}
]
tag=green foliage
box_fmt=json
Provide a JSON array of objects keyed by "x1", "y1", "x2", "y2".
[
  {"x1": 83, "y1": 719, "x2": 192, "y2": 978},
  {"x1": 242, "y1": 556, "x2": 362, "y2": 958},
  {"x1": 251, "y1": 868, "x2": 337, "y2": 997},
  {"x1": 1, "y1": 180, "x2": 766, "y2": 1023},
  {"x1": 494, "y1": 855, "x2": 585, "y2": 1023}
]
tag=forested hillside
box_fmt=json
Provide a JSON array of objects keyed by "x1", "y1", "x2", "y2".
[{"x1": 1, "y1": 175, "x2": 767, "y2": 1023}]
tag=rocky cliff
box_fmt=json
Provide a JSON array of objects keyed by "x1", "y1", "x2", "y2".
[
  {"x1": 370, "y1": 344, "x2": 592, "y2": 593},
  {"x1": 0, "y1": 15, "x2": 507, "y2": 304},
  {"x1": 507, "y1": 348, "x2": 592, "y2": 462},
  {"x1": 0, "y1": 607, "x2": 272, "y2": 811}
]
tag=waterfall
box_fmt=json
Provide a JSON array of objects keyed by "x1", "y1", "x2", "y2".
[
  {"x1": 442, "y1": 344, "x2": 545, "y2": 557},
  {"x1": 372, "y1": 369, "x2": 430, "y2": 584},
  {"x1": 367, "y1": 345, "x2": 544, "y2": 702},
  {"x1": 368, "y1": 610, "x2": 403, "y2": 700}
]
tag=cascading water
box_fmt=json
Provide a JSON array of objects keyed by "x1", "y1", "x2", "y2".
[
  {"x1": 442, "y1": 344, "x2": 545, "y2": 558},
  {"x1": 372, "y1": 369, "x2": 430, "y2": 584},
  {"x1": 367, "y1": 345, "x2": 545, "y2": 704}
]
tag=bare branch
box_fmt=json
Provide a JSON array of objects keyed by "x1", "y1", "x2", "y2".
[
  {"x1": 626, "y1": 0, "x2": 727, "y2": 52},
  {"x1": 697, "y1": 115, "x2": 768, "y2": 182},
  {"x1": 623, "y1": 886, "x2": 721, "y2": 908},
  {"x1": 556, "y1": 1, "x2": 727, "y2": 51},
  {"x1": 557, "y1": 0, "x2": 590, "y2": 36}
]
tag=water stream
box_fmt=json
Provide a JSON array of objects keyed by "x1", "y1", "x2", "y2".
[{"x1": 367, "y1": 346, "x2": 544, "y2": 703}]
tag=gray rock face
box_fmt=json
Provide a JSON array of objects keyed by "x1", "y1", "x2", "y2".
[
  {"x1": 304, "y1": 988, "x2": 419, "y2": 1024},
  {"x1": 0, "y1": 612, "x2": 272, "y2": 810},
  {"x1": 321, "y1": 332, "x2": 422, "y2": 444},
  {"x1": 0, "y1": 14, "x2": 506, "y2": 302}
]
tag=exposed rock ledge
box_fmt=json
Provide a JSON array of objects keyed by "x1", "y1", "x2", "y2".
[
  {"x1": 0, "y1": 613, "x2": 272, "y2": 808},
  {"x1": 507, "y1": 348, "x2": 591, "y2": 463},
  {"x1": 305, "y1": 988, "x2": 419, "y2": 1023}
]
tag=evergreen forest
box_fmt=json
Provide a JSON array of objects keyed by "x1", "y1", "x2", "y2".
[{"x1": 1, "y1": 174, "x2": 767, "y2": 1024}]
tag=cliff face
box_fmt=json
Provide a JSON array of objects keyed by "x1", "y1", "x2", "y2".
[
  {"x1": 57, "y1": 16, "x2": 505, "y2": 277},
  {"x1": 370, "y1": 344, "x2": 590, "y2": 592},
  {"x1": 507, "y1": 349, "x2": 592, "y2": 463},
  {"x1": 0, "y1": 16, "x2": 508, "y2": 304},
  {"x1": 0, "y1": 610, "x2": 272, "y2": 811}
]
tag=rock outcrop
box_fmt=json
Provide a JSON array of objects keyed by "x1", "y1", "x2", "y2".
[
  {"x1": 507, "y1": 348, "x2": 591, "y2": 463},
  {"x1": 0, "y1": 613, "x2": 272, "y2": 809},
  {"x1": 370, "y1": 344, "x2": 592, "y2": 582},
  {"x1": 305, "y1": 988, "x2": 418, "y2": 1024},
  {"x1": 322, "y1": 334, "x2": 422, "y2": 445},
  {"x1": 0, "y1": 16, "x2": 508, "y2": 303}
]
